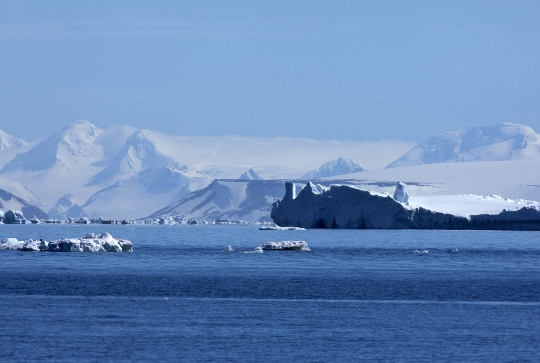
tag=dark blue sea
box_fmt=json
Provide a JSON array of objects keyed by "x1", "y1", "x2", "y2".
[{"x1": 1, "y1": 225, "x2": 539, "y2": 362}]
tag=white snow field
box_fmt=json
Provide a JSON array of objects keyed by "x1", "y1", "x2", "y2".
[
  {"x1": 331, "y1": 159, "x2": 540, "y2": 202},
  {"x1": 271, "y1": 182, "x2": 540, "y2": 230},
  {"x1": 0, "y1": 233, "x2": 133, "y2": 252}
]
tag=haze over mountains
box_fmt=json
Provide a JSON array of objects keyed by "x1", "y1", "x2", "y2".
[{"x1": 0, "y1": 121, "x2": 539, "y2": 221}]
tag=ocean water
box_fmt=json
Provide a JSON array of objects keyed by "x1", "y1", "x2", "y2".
[{"x1": 1, "y1": 225, "x2": 539, "y2": 362}]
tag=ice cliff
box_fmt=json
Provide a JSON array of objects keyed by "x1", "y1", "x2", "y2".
[{"x1": 271, "y1": 182, "x2": 540, "y2": 230}]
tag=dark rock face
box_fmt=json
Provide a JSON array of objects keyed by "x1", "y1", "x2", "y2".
[{"x1": 271, "y1": 182, "x2": 540, "y2": 230}]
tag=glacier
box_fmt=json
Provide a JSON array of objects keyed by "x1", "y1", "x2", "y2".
[{"x1": 271, "y1": 182, "x2": 540, "y2": 230}]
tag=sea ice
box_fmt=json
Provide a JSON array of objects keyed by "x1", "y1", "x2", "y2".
[
  {"x1": 0, "y1": 233, "x2": 132, "y2": 252},
  {"x1": 241, "y1": 246, "x2": 264, "y2": 254},
  {"x1": 259, "y1": 225, "x2": 306, "y2": 231},
  {"x1": 260, "y1": 241, "x2": 310, "y2": 251}
]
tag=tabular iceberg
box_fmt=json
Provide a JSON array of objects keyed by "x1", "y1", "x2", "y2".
[
  {"x1": 0, "y1": 233, "x2": 133, "y2": 252},
  {"x1": 271, "y1": 181, "x2": 540, "y2": 230}
]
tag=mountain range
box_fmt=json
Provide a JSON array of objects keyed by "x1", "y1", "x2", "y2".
[{"x1": 1, "y1": 121, "x2": 539, "y2": 221}]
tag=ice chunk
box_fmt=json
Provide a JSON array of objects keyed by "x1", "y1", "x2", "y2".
[
  {"x1": 224, "y1": 246, "x2": 234, "y2": 251},
  {"x1": 259, "y1": 225, "x2": 306, "y2": 230},
  {"x1": 3, "y1": 210, "x2": 26, "y2": 224},
  {"x1": 241, "y1": 246, "x2": 263, "y2": 254},
  {"x1": 260, "y1": 241, "x2": 309, "y2": 251},
  {"x1": 393, "y1": 182, "x2": 409, "y2": 205},
  {"x1": 0, "y1": 238, "x2": 23, "y2": 250},
  {"x1": 0, "y1": 233, "x2": 132, "y2": 253}
]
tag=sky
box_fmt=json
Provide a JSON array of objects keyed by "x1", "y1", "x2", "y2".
[{"x1": 1, "y1": 0, "x2": 539, "y2": 142}]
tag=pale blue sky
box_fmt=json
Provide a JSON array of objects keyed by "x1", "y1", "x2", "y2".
[{"x1": 1, "y1": 0, "x2": 539, "y2": 142}]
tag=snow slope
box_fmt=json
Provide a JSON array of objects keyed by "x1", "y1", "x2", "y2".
[
  {"x1": 87, "y1": 129, "x2": 181, "y2": 186},
  {"x1": 387, "y1": 123, "x2": 540, "y2": 168},
  {"x1": 0, "y1": 129, "x2": 33, "y2": 168},
  {"x1": 148, "y1": 179, "x2": 298, "y2": 223},
  {"x1": 300, "y1": 156, "x2": 365, "y2": 179},
  {"x1": 0, "y1": 188, "x2": 48, "y2": 219},
  {"x1": 48, "y1": 194, "x2": 87, "y2": 220},
  {"x1": 0, "y1": 129, "x2": 27, "y2": 152},
  {"x1": 0, "y1": 121, "x2": 137, "y2": 207},
  {"x1": 83, "y1": 167, "x2": 212, "y2": 219}
]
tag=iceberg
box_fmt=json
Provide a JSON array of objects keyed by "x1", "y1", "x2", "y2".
[
  {"x1": 260, "y1": 241, "x2": 310, "y2": 251},
  {"x1": 393, "y1": 182, "x2": 409, "y2": 205},
  {"x1": 3, "y1": 210, "x2": 27, "y2": 224},
  {"x1": 259, "y1": 225, "x2": 306, "y2": 230},
  {"x1": 271, "y1": 181, "x2": 540, "y2": 230},
  {"x1": 0, "y1": 233, "x2": 133, "y2": 252}
]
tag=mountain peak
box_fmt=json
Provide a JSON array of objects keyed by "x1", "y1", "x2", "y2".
[
  {"x1": 386, "y1": 122, "x2": 540, "y2": 168},
  {"x1": 0, "y1": 129, "x2": 27, "y2": 151},
  {"x1": 0, "y1": 121, "x2": 103, "y2": 173},
  {"x1": 239, "y1": 169, "x2": 262, "y2": 180},
  {"x1": 86, "y1": 129, "x2": 181, "y2": 186},
  {"x1": 301, "y1": 156, "x2": 365, "y2": 179}
]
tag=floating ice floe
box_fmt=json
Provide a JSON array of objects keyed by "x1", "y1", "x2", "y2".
[
  {"x1": 241, "y1": 246, "x2": 264, "y2": 254},
  {"x1": 259, "y1": 225, "x2": 306, "y2": 231},
  {"x1": 260, "y1": 240, "x2": 310, "y2": 251},
  {"x1": 0, "y1": 233, "x2": 133, "y2": 252}
]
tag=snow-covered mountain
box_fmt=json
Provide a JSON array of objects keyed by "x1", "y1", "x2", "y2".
[
  {"x1": 300, "y1": 156, "x2": 365, "y2": 179},
  {"x1": 0, "y1": 129, "x2": 27, "y2": 151},
  {"x1": 0, "y1": 129, "x2": 33, "y2": 169},
  {"x1": 146, "y1": 179, "x2": 393, "y2": 223},
  {"x1": 0, "y1": 176, "x2": 43, "y2": 207},
  {"x1": 148, "y1": 180, "x2": 295, "y2": 223},
  {"x1": 0, "y1": 188, "x2": 48, "y2": 219},
  {"x1": 87, "y1": 129, "x2": 180, "y2": 186},
  {"x1": 0, "y1": 120, "x2": 139, "y2": 207},
  {"x1": 48, "y1": 194, "x2": 87, "y2": 220},
  {"x1": 82, "y1": 167, "x2": 212, "y2": 219},
  {"x1": 239, "y1": 169, "x2": 262, "y2": 180},
  {"x1": 386, "y1": 123, "x2": 540, "y2": 168}
]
